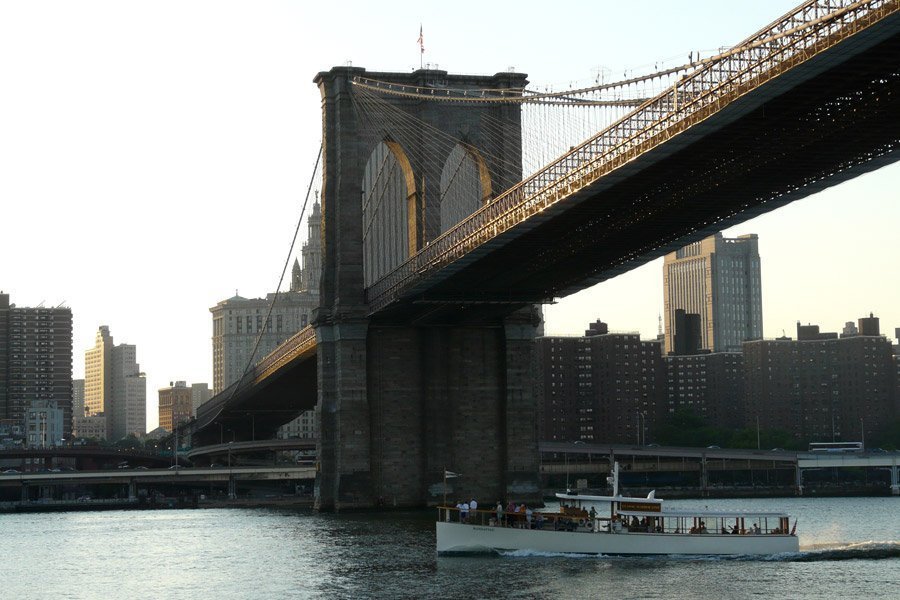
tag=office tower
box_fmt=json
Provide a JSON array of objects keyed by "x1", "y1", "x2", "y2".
[
  {"x1": 672, "y1": 309, "x2": 703, "y2": 355},
  {"x1": 0, "y1": 292, "x2": 74, "y2": 439},
  {"x1": 84, "y1": 326, "x2": 113, "y2": 419},
  {"x1": 72, "y1": 379, "x2": 85, "y2": 418},
  {"x1": 191, "y1": 383, "x2": 210, "y2": 416},
  {"x1": 158, "y1": 381, "x2": 194, "y2": 431},
  {"x1": 211, "y1": 201, "x2": 322, "y2": 395},
  {"x1": 111, "y1": 343, "x2": 146, "y2": 439},
  {"x1": 663, "y1": 233, "x2": 763, "y2": 354},
  {"x1": 83, "y1": 325, "x2": 146, "y2": 440}
]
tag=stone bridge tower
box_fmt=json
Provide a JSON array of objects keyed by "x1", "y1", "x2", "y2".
[{"x1": 313, "y1": 66, "x2": 541, "y2": 510}]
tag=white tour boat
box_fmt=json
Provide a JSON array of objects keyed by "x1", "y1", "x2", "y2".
[{"x1": 436, "y1": 463, "x2": 799, "y2": 556}]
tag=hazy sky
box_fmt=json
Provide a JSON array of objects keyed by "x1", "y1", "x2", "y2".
[{"x1": 2, "y1": 1, "x2": 897, "y2": 430}]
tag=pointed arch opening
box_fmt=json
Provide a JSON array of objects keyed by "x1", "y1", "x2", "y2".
[
  {"x1": 361, "y1": 141, "x2": 419, "y2": 287},
  {"x1": 439, "y1": 143, "x2": 492, "y2": 234}
]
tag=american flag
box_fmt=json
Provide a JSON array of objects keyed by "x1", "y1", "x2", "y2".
[{"x1": 417, "y1": 25, "x2": 424, "y2": 54}]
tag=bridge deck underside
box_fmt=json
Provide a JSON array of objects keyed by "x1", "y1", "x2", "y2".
[
  {"x1": 374, "y1": 26, "x2": 900, "y2": 325},
  {"x1": 193, "y1": 356, "x2": 317, "y2": 446}
]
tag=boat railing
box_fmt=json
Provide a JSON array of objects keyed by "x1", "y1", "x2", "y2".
[{"x1": 437, "y1": 505, "x2": 591, "y2": 531}]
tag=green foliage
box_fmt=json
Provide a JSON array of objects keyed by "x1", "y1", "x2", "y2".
[
  {"x1": 654, "y1": 409, "x2": 802, "y2": 450},
  {"x1": 872, "y1": 419, "x2": 900, "y2": 451},
  {"x1": 113, "y1": 434, "x2": 143, "y2": 449}
]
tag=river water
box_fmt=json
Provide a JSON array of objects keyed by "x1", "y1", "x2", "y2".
[{"x1": 3, "y1": 496, "x2": 898, "y2": 599}]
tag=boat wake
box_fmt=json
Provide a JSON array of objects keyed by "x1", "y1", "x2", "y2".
[
  {"x1": 499, "y1": 549, "x2": 599, "y2": 559},
  {"x1": 770, "y1": 541, "x2": 900, "y2": 562},
  {"x1": 493, "y1": 542, "x2": 900, "y2": 561}
]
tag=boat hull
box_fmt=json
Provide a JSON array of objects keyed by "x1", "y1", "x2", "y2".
[{"x1": 436, "y1": 522, "x2": 799, "y2": 556}]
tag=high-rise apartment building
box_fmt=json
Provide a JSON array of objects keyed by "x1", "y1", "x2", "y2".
[
  {"x1": 665, "y1": 352, "x2": 744, "y2": 428},
  {"x1": 211, "y1": 201, "x2": 322, "y2": 395},
  {"x1": 743, "y1": 316, "x2": 896, "y2": 443},
  {"x1": 0, "y1": 292, "x2": 74, "y2": 439},
  {"x1": 537, "y1": 321, "x2": 665, "y2": 445},
  {"x1": 663, "y1": 233, "x2": 763, "y2": 354},
  {"x1": 83, "y1": 326, "x2": 146, "y2": 440}
]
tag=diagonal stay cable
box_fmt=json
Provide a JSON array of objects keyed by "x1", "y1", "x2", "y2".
[{"x1": 224, "y1": 143, "x2": 324, "y2": 416}]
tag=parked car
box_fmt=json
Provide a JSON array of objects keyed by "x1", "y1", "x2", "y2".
[
  {"x1": 706, "y1": 445, "x2": 721, "y2": 450},
  {"x1": 2, "y1": 469, "x2": 20, "y2": 474}
]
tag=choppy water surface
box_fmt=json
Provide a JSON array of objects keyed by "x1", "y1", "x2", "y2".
[{"x1": 3, "y1": 496, "x2": 899, "y2": 599}]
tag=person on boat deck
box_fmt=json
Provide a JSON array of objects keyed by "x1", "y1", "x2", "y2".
[
  {"x1": 589, "y1": 506, "x2": 597, "y2": 521},
  {"x1": 752, "y1": 523, "x2": 761, "y2": 534},
  {"x1": 721, "y1": 525, "x2": 728, "y2": 534},
  {"x1": 469, "y1": 497, "x2": 478, "y2": 515},
  {"x1": 460, "y1": 501, "x2": 470, "y2": 522},
  {"x1": 731, "y1": 524, "x2": 740, "y2": 534},
  {"x1": 506, "y1": 500, "x2": 516, "y2": 516},
  {"x1": 535, "y1": 512, "x2": 544, "y2": 529},
  {"x1": 699, "y1": 521, "x2": 708, "y2": 534},
  {"x1": 525, "y1": 506, "x2": 533, "y2": 528},
  {"x1": 495, "y1": 501, "x2": 504, "y2": 526}
]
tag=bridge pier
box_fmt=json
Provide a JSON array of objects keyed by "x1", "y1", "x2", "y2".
[
  {"x1": 315, "y1": 321, "x2": 373, "y2": 511},
  {"x1": 315, "y1": 312, "x2": 541, "y2": 510}
]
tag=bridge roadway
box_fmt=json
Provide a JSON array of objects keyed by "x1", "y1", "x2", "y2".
[
  {"x1": 192, "y1": 1, "x2": 900, "y2": 450},
  {"x1": 186, "y1": 438, "x2": 316, "y2": 462},
  {"x1": 540, "y1": 441, "x2": 900, "y2": 468},
  {"x1": 0, "y1": 466, "x2": 316, "y2": 486},
  {"x1": 191, "y1": 326, "x2": 317, "y2": 446},
  {"x1": 0, "y1": 446, "x2": 172, "y2": 467},
  {"x1": 540, "y1": 442, "x2": 900, "y2": 493}
]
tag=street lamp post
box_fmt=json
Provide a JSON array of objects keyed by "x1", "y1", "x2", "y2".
[{"x1": 634, "y1": 410, "x2": 646, "y2": 446}]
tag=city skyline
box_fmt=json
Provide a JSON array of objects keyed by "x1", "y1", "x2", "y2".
[{"x1": 2, "y1": 0, "x2": 898, "y2": 431}]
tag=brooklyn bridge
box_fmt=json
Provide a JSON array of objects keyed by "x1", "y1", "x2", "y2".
[{"x1": 188, "y1": 0, "x2": 900, "y2": 510}]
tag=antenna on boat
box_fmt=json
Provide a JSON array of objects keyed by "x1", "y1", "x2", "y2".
[{"x1": 606, "y1": 461, "x2": 620, "y2": 497}]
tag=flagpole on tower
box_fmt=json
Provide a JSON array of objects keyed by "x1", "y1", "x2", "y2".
[{"x1": 417, "y1": 24, "x2": 424, "y2": 69}]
